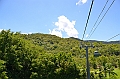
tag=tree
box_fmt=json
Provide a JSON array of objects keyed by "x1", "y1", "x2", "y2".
[
  {"x1": 0, "y1": 30, "x2": 41, "y2": 79},
  {"x1": 31, "y1": 52, "x2": 80, "y2": 79},
  {"x1": 103, "y1": 63, "x2": 117, "y2": 78},
  {"x1": 0, "y1": 60, "x2": 8, "y2": 79}
]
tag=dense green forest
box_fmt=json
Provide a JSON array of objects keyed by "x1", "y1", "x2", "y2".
[{"x1": 0, "y1": 30, "x2": 120, "y2": 79}]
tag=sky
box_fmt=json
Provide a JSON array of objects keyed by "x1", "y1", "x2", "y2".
[{"x1": 0, "y1": 0, "x2": 120, "y2": 41}]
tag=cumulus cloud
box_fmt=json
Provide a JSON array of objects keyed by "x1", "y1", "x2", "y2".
[
  {"x1": 86, "y1": 34, "x2": 89, "y2": 38},
  {"x1": 0, "y1": 29, "x2": 3, "y2": 32},
  {"x1": 0, "y1": 29, "x2": 6, "y2": 32},
  {"x1": 49, "y1": 29, "x2": 62, "y2": 37},
  {"x1": 49, "y1": 15, "x2": 79, "y2": 38},
  {"x1": 76, "y1": 0, "x2": 87, "y2": 5},
  {"x1": 21, "y1": 32, "x2": 33, "y2": 35}
]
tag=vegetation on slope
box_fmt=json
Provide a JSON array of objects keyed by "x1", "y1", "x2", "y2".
[{"x1": 0, "y1": 30, "x2": 120, "y2": 79}]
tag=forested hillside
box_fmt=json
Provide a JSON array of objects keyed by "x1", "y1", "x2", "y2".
[{"x1": 0, "y1": 30, "x2": 120, "y2": 79}]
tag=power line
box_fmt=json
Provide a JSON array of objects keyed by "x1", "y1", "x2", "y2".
[
  {"x1": 82, "y1": 0, "x2": 94, "y2": 40},
  {"x1": 106, "y1": 34, "x2": 120, "y2": 41},
  {"x1": 87, "y1": 0, "x2": 109, "y2": 39},
  {"x1": 88, "y1": 0, "x2": 115, "y2": 39}
]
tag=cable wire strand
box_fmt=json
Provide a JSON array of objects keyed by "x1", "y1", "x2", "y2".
[
  {"x1": 88, "y1": 0, "x2": 115, "y2": 39},
  {"x1": 87, "y1": 0, "x2": 109, "y2": 39},
  {"x1": 106, "y1": 34, "x2": 120, "y2": 41},
  {"x1": 82, "y1": 0, "x2": 94, "y2": 40}
]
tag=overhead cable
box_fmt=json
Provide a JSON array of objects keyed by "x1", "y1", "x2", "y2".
[
  {"x1": 82, "y1": 0, "x2": 94, "y2": 40},
  {"x1": 106, "y1": 33, "x2": 120, "y2": 41},
  {"x1": 88, "y1": 0, "x2": 115, "y2": 39},
  {"x1": 87, "y1": 0, "x2": 109, "y2": 39}
]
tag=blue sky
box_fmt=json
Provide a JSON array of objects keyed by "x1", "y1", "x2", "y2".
[{"x1": 0, "y1": 0, "x2": 120, "y2": 41}]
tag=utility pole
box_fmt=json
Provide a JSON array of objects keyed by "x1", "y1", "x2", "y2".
[
  {"x1": 80, "y1": 43, "x2": 94, "y2": 79},
  {"x1": 86, "y1": 46, "x2": 90, "y2": 79}
]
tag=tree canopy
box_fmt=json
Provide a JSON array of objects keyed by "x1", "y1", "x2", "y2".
[{"x1": 0, "y1": 30, "x2": 120, "y2": 79}]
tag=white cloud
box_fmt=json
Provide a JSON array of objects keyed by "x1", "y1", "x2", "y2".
[
  {"x1": 86, "y1": 34, "x2": 89, "y2": 38},
  {"x1": 0, "y1": 29, "x2": 3, "y2": 32},
  {"x1": 49, "y1": 29, "x2": 62, "y2": 37},
  {"x1": 0, "y1": 29, "x2": 6, "y2": 32},
  {"x1": 21, "y1": 32, "x2": 32, "y2": 35},
  {"x1": 21, "y1": 33, "x2": 28, "y2": 34},
  {"x1": 82, "y1": 0, "x2": 87, "y2": 4},
  {"x1": 76, "y1": 0, "x2": 87, "y2": 5},
  {"x1": 49, "y1": 15, "x2": 79, "y2": 38}
]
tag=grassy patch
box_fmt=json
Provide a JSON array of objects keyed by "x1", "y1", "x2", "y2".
[{"x1": 114, "y1": 68, "x2": 120, "y2": 79}]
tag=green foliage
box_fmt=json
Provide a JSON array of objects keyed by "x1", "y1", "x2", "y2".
[
  {"x1": 31, "y1": 52, "x2": 80, "y2": 79},
  {"x1": 0, "y1": 30, "x2": 44, "y2": 79},
  {"x1": 0, "y1": 30, "x2": 120, "y2": 79},
  {"x1": 0, "y1": 60, "x2": 8, "y2": 79}
]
